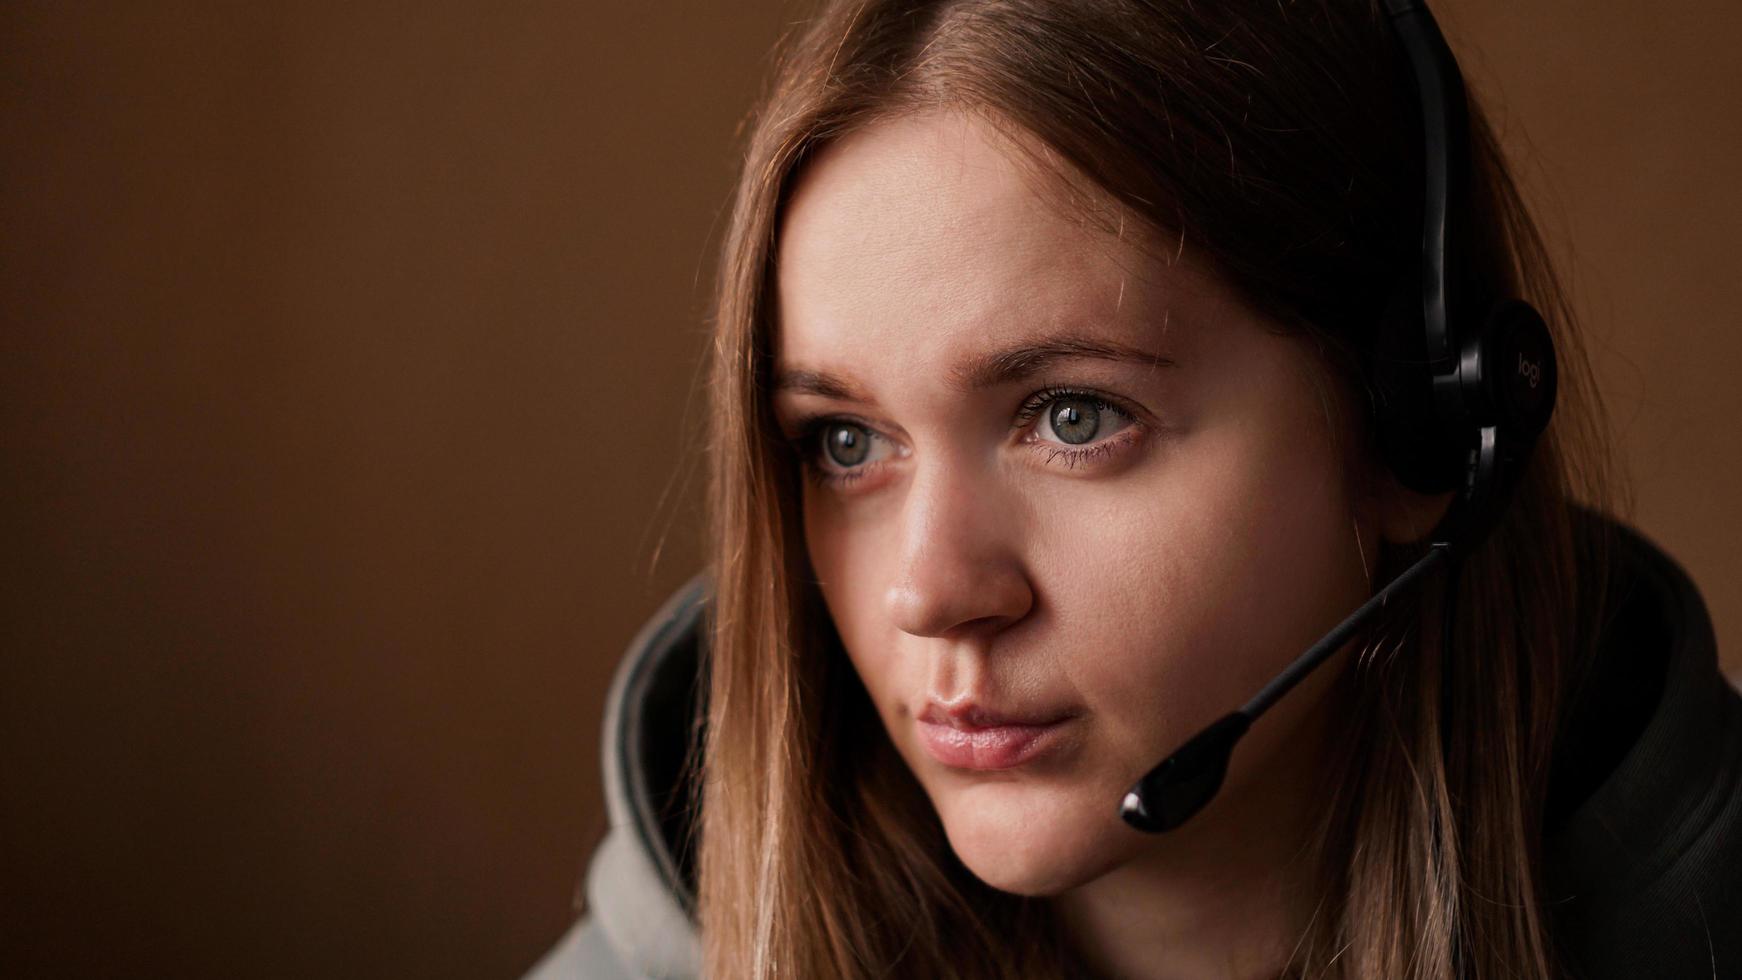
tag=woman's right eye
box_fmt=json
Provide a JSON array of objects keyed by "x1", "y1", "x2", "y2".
[
  {"x1": 799, "y1": 420, "x2": 894, "y2": 485},
  {"x1": 822, "y1": 422, "x2": 871, "y2": 466}
]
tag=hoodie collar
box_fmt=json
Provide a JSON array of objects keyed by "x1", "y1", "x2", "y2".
[
  {"x1": 589, "y1": 574, "x2": 707, "y2": 977},
  {"x1": 1543, "y1": 517, "x2": 1732, "y2": 897}
]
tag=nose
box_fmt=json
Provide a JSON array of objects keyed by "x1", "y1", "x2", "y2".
[{"x1": 883, "y1": 460, "x2": 1034, "y2": 640}]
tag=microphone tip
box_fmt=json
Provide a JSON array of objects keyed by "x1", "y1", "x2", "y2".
[
  {"x1": 1120, "y1": 790, "x2": 1149, "y2": 824},
  {"x1": 1119, "y1": 711, "x2": 1251, "y2": 834}
]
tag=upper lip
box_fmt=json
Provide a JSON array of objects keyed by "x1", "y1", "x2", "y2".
[{"x1": 919, "y1": 700, "x2": 1075, "y2": 730}]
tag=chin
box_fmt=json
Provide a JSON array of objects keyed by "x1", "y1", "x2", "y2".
[{"x1": 931, "y1": 778, "x2": 1127, "y2": 896}]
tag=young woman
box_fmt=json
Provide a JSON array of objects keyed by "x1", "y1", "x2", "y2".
[{"x1": 529, "y1": 1, "x2": 1742, "y2": 977}]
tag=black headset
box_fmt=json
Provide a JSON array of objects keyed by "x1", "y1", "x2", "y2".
[
  {"x1": 1118, "y1": 0, "x2": 1560, "y2": 833},
  {"x1": 1373, "y1": 0, "x2": 1559, "y2": 527}
]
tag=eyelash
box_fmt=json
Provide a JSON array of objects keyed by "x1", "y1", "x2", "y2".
[{"x1": 789, "y1": 384, "x2": 1142, "y2": 488}]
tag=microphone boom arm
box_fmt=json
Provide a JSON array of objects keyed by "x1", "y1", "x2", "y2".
[{"x1": 1120, "y1": 541, "x2": 1453, "y2": 833}]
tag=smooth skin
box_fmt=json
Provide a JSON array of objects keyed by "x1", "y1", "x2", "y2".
[{"x1": 771, "y1": 110, "x2": 1448, "y2": 980}]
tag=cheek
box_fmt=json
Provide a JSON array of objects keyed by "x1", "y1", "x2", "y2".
[
  {"x1": 802, "y1": 485, "x2": 858, "y2": 607},
  {"x1": 802, "y1": 488, "x2": 898, "y2": 691},
  {"x1": 1037, "y1": 398, "x2": 1368, "y2": 762}
]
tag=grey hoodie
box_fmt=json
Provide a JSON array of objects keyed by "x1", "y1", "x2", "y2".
[{"x1": 524, "y1": 516, "x2": 1742, "y2": 979}]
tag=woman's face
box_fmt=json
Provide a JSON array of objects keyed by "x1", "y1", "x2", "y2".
[{"x1": 772, "y1": 110, "x2": 1389, "y2": 896}]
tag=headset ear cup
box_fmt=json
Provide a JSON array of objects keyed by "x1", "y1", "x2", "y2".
[
  {"x1": 1484, "y1": 299, "x2": 1557, "y2": 441},
  {"x1": 1456, "y1": 301, "x2": 1557, "y2": 438},
  {"x1": 1370, "y1": 279, "x2": 1464, "y2": 494},
  {"x1": 1449, "y1": 299, "x2": 1556, "y2": 524}
]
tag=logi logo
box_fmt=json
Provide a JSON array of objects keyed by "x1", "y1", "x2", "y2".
[{"x1": 1517, "y1": 351, "x2": 1542, "y2": 389}]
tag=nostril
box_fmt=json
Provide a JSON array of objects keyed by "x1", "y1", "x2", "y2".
[{"x1": 884, "y1": 567, "x2": 1034, "y2": 640}]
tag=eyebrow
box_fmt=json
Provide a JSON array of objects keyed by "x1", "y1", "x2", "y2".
[{"x1": 772, "y1": 333, "x2": 1176, "y2": 402}]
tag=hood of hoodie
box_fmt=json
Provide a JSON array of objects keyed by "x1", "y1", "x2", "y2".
[{"x1": 535, "y1": 513, "x2": 1740, "y2": 979}]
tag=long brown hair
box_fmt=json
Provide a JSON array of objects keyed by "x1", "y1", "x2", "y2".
[{"x1": 696, "y1": 1, "x2": 1622, "y2": 976}]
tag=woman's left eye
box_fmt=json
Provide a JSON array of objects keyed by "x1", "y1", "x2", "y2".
[{"x1": 1023, "y1": 390, "x2": 1136, "y2": 447}]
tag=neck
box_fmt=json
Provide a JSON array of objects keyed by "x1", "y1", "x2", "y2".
[{"x1": 1054, "y1": 703, "x2": 1332, "y2": 980}]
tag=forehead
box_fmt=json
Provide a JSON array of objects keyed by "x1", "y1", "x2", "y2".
[{"x1": 773, "y1": 110, "x2": 1210, "y2": 382}]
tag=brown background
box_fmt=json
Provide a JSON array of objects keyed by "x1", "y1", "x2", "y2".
[{"x1": 1, "y1": 1, "x2": 1736, "y2": 977}]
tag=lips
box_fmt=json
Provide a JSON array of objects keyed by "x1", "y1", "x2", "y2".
[{"x1": 916, "y1": 702, "x2": 1077, "y2": 771}]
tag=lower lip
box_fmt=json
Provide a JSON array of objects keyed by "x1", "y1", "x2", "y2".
[{"x1": 917, "y1": 717, "x2": 1074, "y2": 771}]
